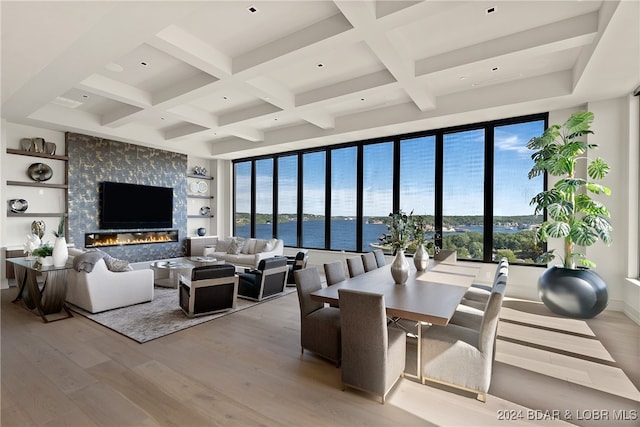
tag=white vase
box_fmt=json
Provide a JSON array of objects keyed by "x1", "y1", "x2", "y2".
[
  {"x1": 52, "y1": 237, "x2": 69, "y2": 267},
  {"x1": 413, "y1": 244, "x2": 429, "y2": 271},
  {"x1": 391, "y1": 250, "x2": 410, "y2": 284}
]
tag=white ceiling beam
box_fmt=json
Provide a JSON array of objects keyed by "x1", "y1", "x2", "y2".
[
  {"x1": 219, "y1": 103, "x2": 282, "y2": 127},
  {"x1": 334, "y1": 0, "x2": 436, "y2": 111},
  {"x1": 77, "y1": 74, "x2": 152, "y2": 108},
  {"x1": 165, "y1": 123, "x2": 210, "y2": 140},
  {"x1": 101, "y1": 104, "x2": 144, "y2": 127},
  {"x1": 227, "y1": 126, "x2": 264, "y2": 143},
  {"x1": 295, "y1": 69, "x2": 396, "y2": 106},
  {"x1": 233, "y1": 13, "x2": 354, "y2": 74},
  {"x1": 167, "y1": 105, "x2": 218, "y2": 129},
  {"x1": 416, "y1": 12, "x2": 599, "y2": 77},
  {"x1": 152, "y1": 73, "x2": 219, "y2": 106},
  {"x1": 296, "y1": 110, "x2": 335, "y2": 130}
]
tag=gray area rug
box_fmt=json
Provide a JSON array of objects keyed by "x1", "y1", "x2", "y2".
[{"x1": 69, "y1": 286, "x2": 296, "y2": 343}]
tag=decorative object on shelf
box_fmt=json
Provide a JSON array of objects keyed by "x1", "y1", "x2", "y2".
[
  {"x1": 197, "y1": 181, "x2": 208, "y2": 193},
  {"x1": 23, "y1": 234, "x2": 42, "y2": 260},
  {"x1": 27, "y1": 162, "x2": 53, "y2": 181},
  {"x1": 32, "y1": 243, "x2": 54, "y2": 266},
  {"x1": 32, "y1": 137, "x2": 45, "y2": 153},
  {"x1": 199, "y1": 206, "x2": 211, "y2": 216},
  {"x1": 8, "y1": 198, "x2": 29, "y2": 213},
  {"x1": 44, "y1": 141, "x2": 57, "y2": 155},
  {"x1": 197, "y1": 227, "x2": 207, "y2": 236},
  {"x1": 192, "y1": 166, "x2": 207, "y2": 176},
  {"x1": 20, "y1": 138, "x2": 33, "y2": 151},
  {"x1": 189, "y1": 181, "x2": 199, "y2": 193},
  {"x1": 31, "y1": 220, "x2": 46, "y2": 238},
  {"x1": 379, "y1": 210, "x2": 413, "y2": 284},
  {"x1": 52, "y1": 215, "x2": 68, "y2": 267},
  {"x1": 528, "y1": 111, "x2": 612, "y2": 318}
]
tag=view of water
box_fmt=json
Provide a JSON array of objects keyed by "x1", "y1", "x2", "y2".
[{"x1": 236, "y1": 219, "x2": 522, "y2": 251}]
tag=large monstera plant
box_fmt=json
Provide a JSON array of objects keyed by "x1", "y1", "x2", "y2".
[{"x1": 527, "y1": 111, "x2": 612, "y2": 270}]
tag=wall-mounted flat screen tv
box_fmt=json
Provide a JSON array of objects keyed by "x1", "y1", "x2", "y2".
[{"x1": 99, "y1": 181, "x2": 173, "y2": 229}]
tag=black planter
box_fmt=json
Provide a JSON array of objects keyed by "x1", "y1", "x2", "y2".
[{"x1": 538, "y1": 266, "x2": 608, "y2": 318}]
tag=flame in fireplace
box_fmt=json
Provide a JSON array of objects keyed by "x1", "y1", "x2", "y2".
[{"x1": 86, "y1": 231, "x2": 178, "y2": 248}]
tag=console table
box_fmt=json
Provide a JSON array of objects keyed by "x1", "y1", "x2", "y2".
[{"x1": 8, "y1": 258, "x2": 73, "y2": 322}]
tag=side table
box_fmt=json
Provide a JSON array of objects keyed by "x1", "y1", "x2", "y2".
[
  {"x1": 8, "y1": 258, "x2": 73, "y2": 322},
  {"x1": 151, "y1": 261, "x2": 195, "y2": 288}
]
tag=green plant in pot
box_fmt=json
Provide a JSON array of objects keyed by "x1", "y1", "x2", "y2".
[{"x1": 527, "y1": 111, "x2": 612, "y2": 318}]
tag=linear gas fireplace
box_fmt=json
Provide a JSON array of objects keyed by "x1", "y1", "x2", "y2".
[{"x1": 85, "y1": 230, "x2": 179, "y2": 248}]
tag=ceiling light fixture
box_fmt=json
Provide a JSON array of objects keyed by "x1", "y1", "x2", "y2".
[
  {"x1": 492, "y1": 67, "x2": 499, "y2": 71},
  {"x1": 247, "y1": 5, "x2": 258, "y2": 13},
  {"x1": 140, "y1": 61, "x2": 149, "y2": 66},
  {"x1": 317, "y1": 63, "x2": 324, "y2": 68},
  {"x1": 486, "y1": 6, "x2": 496, "y2": 14}
]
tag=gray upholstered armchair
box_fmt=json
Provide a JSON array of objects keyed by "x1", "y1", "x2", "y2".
[
  {"x1": 420, "y1": 289, "x2": 505, "y2": 402},
  {"x1": 294, "y1": 267, "x2": 341, "y2": 366},
  {"x1": 339, "y1": 289, "x2": 406, "y2": 403}
]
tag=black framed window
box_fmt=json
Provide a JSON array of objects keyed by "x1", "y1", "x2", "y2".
[{"x1": 233, "y1": 113, "x2": 547, "y2": 265}]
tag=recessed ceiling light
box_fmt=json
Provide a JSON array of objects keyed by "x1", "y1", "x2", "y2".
[
  {"x1": 247, "y1": 5, "x2": 258, "y2": 13},
  {"x1": 223, "y1": 96, "x2": 229, "y2": 100},
  {"x1": 492, "y1": 67, "x2": 499, "y2": 71},
  {"x1": 317, "y1": 63, "x2": 324, "y2": 68},
  {"x1": 486, "y1": 6, "x2": 496, "y2": 14},
  {"x1": 140, "y1": 61, "x2": 149, "y2": 66},
  {"x1": 81, "y1": 94, "x2": 89, "y2": 99},
  {"x1": 360, "y1": 98, "x2": 366, "y2": 101}
]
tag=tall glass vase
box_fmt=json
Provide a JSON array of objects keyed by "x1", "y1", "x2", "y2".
[
  {"x1": 52, "y1": 237, "x2": 68, "y2": 267},
  {"x1": 391, "y1": 250, "x2": 410, "y2": 284},
  {"x1": 413, "y1": 243, "x2": 429, "y2": 271}
]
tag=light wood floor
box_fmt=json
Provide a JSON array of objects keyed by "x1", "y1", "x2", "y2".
[{"x1": 2, "y1": 288, "x2": 639, "y2": 427}]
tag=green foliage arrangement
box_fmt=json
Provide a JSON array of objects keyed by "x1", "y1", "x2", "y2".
[
  {"x1": 379, "y1": 210, "x2": 414, "y2": 251},
  {"x1": 53, "y1": 215, "x2": 65, "y2": 238},
  {"x1": 32, "y1": 243, "x2": 53, "y2": 257},
  {"x1": 527, "y1": 111, "x2": 612, "y2": 269}
]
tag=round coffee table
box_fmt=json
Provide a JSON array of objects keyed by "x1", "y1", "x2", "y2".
[{"x1": 151, "y1": 261, "x2": 194, "y2": 288}]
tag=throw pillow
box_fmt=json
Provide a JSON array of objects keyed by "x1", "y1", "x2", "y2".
[
  {"x1": 72, "y1": 250, "x2": 105, "y2": 273},
  {"x1": 241, "y1": 238, "x2": 253, "y2": 254},
  {"x1": 227, "y1": 238, "x2": 243, "y2": 255},
  {"x1": 103, "y1": 254, "x2": 133, "y2": 272},
  {"x1": 216, "y1": 238, "x2": 232, "y2": 253},
  {"x1": 263, "y1": 240, "x2": 274, "y2": 252}
]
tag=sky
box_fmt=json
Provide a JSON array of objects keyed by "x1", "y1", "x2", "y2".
[{"x1": 236, "y1": 119, "x2": 544, "y2": 217}]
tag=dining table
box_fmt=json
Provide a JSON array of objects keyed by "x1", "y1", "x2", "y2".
[{"x1": 310, "y1": 258, "x2": 481, "y2": 378}]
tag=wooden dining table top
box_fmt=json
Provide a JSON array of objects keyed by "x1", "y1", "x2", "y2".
[{"x1": 310, "y1": 260, "x2": 481, "y2": 326}]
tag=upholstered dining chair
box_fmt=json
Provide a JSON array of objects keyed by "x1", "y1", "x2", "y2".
[
  {"x1": 339, "y1": 289, "x2": 406, "y2": 403},
  {"x1": 179, "y1": 264, "x2": 238, "y2": 317},
  {"x1": 294, "y1": 267, "x2": 341, "y2": 366},
  {"x1": 420, "y1": 289, "x2": 505, "y2": 402},
  {"x1": 373, "y1": 249, "x2": 386, "y2": 268},
  {"x1": 450, "y1": 271, "x2": 508, "y2": 331},
  {"x1": 324, "y1": 260, "x2": 347, "y2": 286},
  {"x1": 346, "y1": 256, "x2": 366, "y2": 278},
  {"x1": 461, "y1": 258, "x2": 509, "y2": 309},
  {"x1": 361, "y1": 252, "x2": 378, "y2": 272},
  {"x1": 237, "y1": 256, "x2": 288, "y2": 301}
]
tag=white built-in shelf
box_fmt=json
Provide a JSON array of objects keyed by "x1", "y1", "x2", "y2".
[
  {"x1": 7, "y1": 180, "x2": 68, "y2": 189},
  {"x1": 187, "y1": 174, "x2": 213, "y2": 180},
  {"x1": 7, "y1": 212, "x2": 65, "y2": 218},
  {"x1": 6, "y1": 148, "x2": 68, "y2": 161}
]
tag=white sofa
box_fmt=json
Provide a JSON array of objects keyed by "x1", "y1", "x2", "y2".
[
  {"x1": 65, "y1": 248, "x2": 154, "y2": 313},
  {"x1": 196, "y1": 237, "x2": 285, "y2": 268}
]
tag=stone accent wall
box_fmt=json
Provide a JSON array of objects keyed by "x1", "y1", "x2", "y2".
[{"x1": 66, "y1": 133, "x2": 187, "y2": 262}]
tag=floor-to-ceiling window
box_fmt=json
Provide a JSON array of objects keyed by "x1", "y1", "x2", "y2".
[
  {"x1": 233, "y1": 161, "x2": 252, "y2": 238},
  {"x1": 362, "y1": 142, "x2": 394, "y2": 251},
  {"x1": 277, "y1": 155, "x2": 298, "y2": 247},
  {"x1": 493, "y1": 120, "x2": 545, "y2": 263},
  {"x1": 443, "y1": 128, "x2": 485, "y2": 260},
  {"x1": 330, "y1": 147, "x2": 358, "y2": 251},
  {"x1": 233, "y1": 113, "x2": 547, "y2": 265},
  {"x1": 301, "y1": 151, "x2": 326, "y2": 248},
  {"x1": 254, "y1": 158, "x2": 274, "y2": 240}
]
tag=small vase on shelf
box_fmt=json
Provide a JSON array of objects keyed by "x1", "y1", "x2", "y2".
[
  {"x1": 391, "y1": 250, "x2": 410, "y2": 284},
  {"x1": 413, "y1": 243, "x2": 429, "y2": 271}
]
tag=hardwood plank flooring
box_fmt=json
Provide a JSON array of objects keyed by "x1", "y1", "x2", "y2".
[{"x1": 2, "y1": 288, "x2": 639, "y2": 427}]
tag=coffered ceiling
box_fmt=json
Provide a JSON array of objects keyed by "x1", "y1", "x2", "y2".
[{"x1": 2, "y1": 1, "x2": 638, "y2": 160}]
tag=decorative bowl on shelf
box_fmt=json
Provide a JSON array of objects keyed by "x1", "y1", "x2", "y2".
[
  {"x1": 27, "y1": 163, "x2": 53, "y2": 181},
  {"x1": 200, "y1": 206, "x2": 211, "y2": 216},
  {"x1": 9, "y1": 198, "x2": 28, "y2": 213}
]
